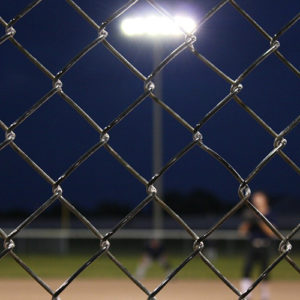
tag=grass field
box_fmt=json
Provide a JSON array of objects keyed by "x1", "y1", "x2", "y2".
[{"x1": 0, "y1": 253, "x2": 299, "y2": 280}]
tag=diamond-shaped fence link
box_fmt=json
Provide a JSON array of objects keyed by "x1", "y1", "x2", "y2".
[{"x1": 0, "y1": 0, "x2": 299, "y2": 299}]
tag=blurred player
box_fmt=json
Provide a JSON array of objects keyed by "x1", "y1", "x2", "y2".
[
  {"x1": 135, "y1": 239, "x2": 171, "y2": 279},
  {"x1": 239, "y1": 191, "x2": 275, "y2": 300}
]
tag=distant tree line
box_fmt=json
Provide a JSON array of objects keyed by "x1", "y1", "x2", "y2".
[
  {"x1": 164, "y1": 189, "x2": 231, "y2": 215},
  {"x1": 1, "y1": 190, "x2": 299, "y2": 218},
  {"x1": 0, "y1": 189, "x2": 227, "y2": 218}
]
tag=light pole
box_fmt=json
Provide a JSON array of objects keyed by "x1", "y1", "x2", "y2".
[
  {"x1": 152, "y1": 41, "x2": 164, "y2": 234},
  {"x1": 121, "y1": 14, "x2": 196, "y2": 236}
]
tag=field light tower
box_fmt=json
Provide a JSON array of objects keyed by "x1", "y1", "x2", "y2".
[
  {"x1": 121, "y1": 15, "x2": 196, "y2": 37},
  {"x1": 121, "y1": 14, "x2": 196, "y2": 236}
]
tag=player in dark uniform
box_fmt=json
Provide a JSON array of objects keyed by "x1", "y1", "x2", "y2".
[
  {"x1": 135, "y1": 239, "x2": 171, "y2": 279},
  {"x1": 239, "y1": 191, "x2": 275, "y2": 300}
]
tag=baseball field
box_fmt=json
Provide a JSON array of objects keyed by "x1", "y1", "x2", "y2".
[
  {"x1": 0, "y1": 253, "x2": 299, "y2": 299},
  {"x1": 1, "y1": 278, "x2": 299, "y2": 300}
]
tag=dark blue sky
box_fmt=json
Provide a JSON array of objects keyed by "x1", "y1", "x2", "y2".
[{"x1": 0, "y1": 0, "x2": 299, "y2": 213}]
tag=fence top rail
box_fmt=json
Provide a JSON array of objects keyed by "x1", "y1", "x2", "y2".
[{"x1": 2, "y1": 228, "x2": 300, "y2": 240}]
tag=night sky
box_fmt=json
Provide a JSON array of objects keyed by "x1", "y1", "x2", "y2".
[{"x1": 0, "y1": 0, "x2": 299, "y2": 214}]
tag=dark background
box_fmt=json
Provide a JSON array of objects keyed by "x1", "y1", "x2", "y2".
[{"x1": 0, "y1": 0, "x2": 299, "y2": 225}]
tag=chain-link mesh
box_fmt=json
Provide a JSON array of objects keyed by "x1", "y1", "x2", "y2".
[{"x1": 0, "y1": 0, "x2": 299, "y2": 299}]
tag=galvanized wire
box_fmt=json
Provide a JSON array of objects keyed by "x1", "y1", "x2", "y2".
[{"x1": 0, "y1": 0, "x2": 299, "y2": 299}]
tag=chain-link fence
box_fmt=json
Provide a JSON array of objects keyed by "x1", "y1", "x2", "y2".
[{"x1": 0, "y1": 0, "x2": 299, "y2": 299}]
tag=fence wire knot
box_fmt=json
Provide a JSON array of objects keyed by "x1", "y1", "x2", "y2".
[
  {"x1": 270, "y1": 39, "x2": 280, "y2": 49},
  {"x1": 230, "y1": 83, "x2": 243, "y2": 94},
  {"x1": 52, "y1": 185, "x2": 63, "y2": 196},
  {"x1": 193, "y1": 239, "x2": 204, "y2": 252},
  {"x1": 279, "y1": 240, "x2": 292, "y2": 253},
  {"x1": 274, "y1": 137, "x2": 287, "y2": 148},
  {"x1": 98, "y1": 29, "x2": 108, "y2": 40},
  {"x1": 144, "y1": 80, "x2": 155, "y2": 92},
  {"x1": 5, "y1": 130, "x2": 16, "y2": 142},
  {"x1": 147, "y1": 184, "x2": 157, "y2": 195},
  {"x1": 5, "y1": 26, "x2": 16, "y2": 37},
  {"x1": 3, "y1": 239, "x2": 15, "y2": 250},
  {"x1": 100, "y1": 239, "x2": 110, "y2": 251},
  {"x1": 193, "y1": 131, "x2": 203, "y2": 143},
  {"x1": 238, "y1": 183, "x2": 251, "y2": 200},
  {"x1": 53, "y1": 79, "x2": 63, "y2": 91},
  {"x1": 185, "y1": 34, "x2": 197, "y2": 45},
  {"x1": 100, "y1": 132, "x2": 110, "y2": 143}
]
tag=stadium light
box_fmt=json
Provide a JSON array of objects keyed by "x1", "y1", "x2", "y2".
[
  {"x1": 121, "y1": 14, "x2": 196, "y2": 238},
  {"x1": 121, "y1": 15, "x2": 196, "y2": 37}
]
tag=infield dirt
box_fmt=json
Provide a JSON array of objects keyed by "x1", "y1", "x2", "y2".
[{"x1": 0, "y1": 279, "x2": 299, "y2": 299}]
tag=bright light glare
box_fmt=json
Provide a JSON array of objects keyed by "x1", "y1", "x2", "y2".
[{"x1": 121, "y1": 15, "x2": 196, "y2": 37}]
